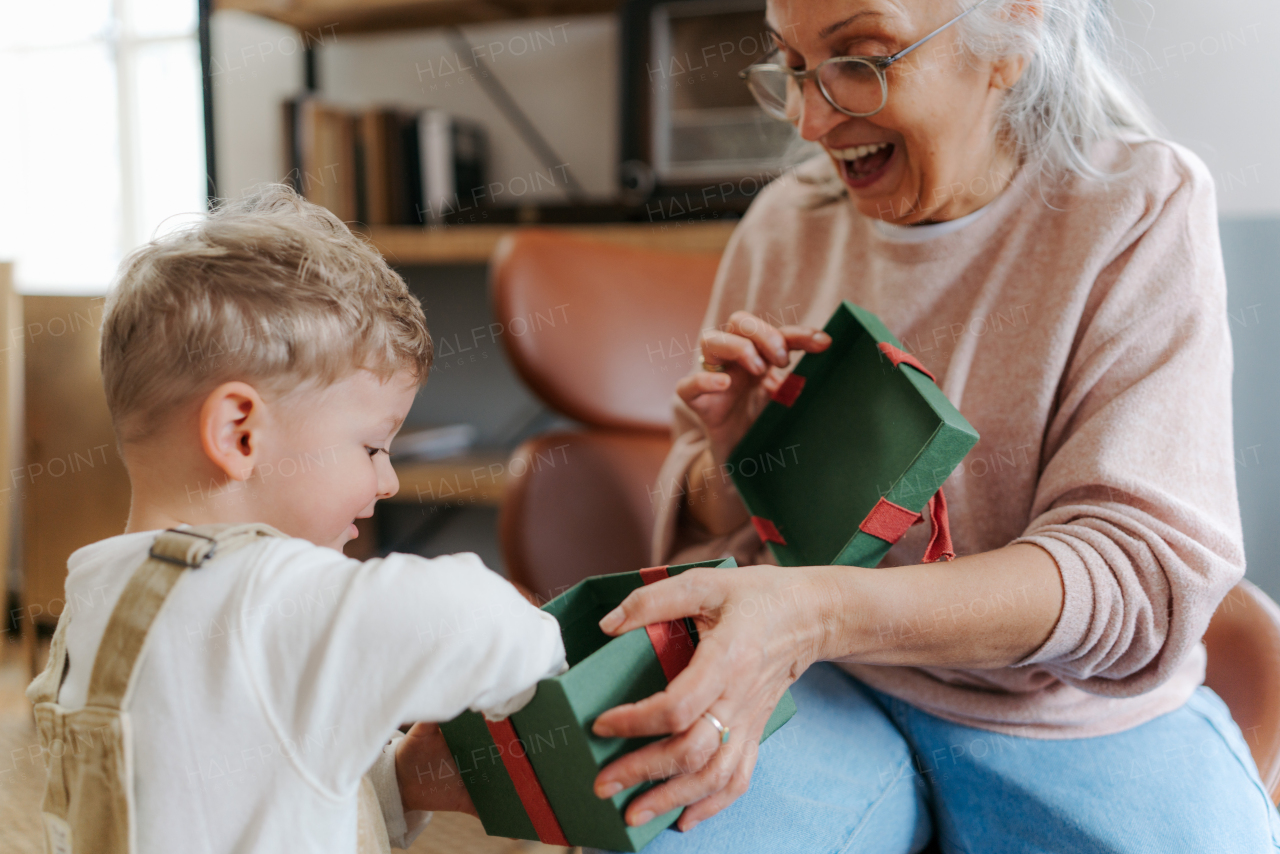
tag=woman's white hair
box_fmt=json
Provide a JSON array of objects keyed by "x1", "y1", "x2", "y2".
[{"x1": 957, "y1": 0, "x2": 1156, "y2": 181}]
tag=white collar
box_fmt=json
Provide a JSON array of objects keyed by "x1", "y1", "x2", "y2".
[{"x1": 870, "y1": 202, "x2": 993, "y2": 243}]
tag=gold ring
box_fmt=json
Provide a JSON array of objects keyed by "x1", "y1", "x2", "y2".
[
  {"x1": 702, "y1": 711, "x2": 730, "y2": 745},
  {"x1": 700, "y1": 357, "x2": 727, "y2": 373}
]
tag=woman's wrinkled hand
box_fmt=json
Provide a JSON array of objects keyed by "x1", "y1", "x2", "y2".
[
  {"x1": 679, "y1": 311, "x2": 830, "y2": 466},
  {"x1": 588, "y1": 565, "x2": 830, "y2": 831}
]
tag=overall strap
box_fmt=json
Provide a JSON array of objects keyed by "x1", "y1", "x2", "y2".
[{"x1": 84, "y1": 523, "x2": 286, "y2": 710}]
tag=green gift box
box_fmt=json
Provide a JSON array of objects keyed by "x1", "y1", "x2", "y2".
[
  {"x1": 438, "y1": 558, "x2": 797, "y2": 851},
  {"x1": 729, "y1": 300, "x2": 980, "y2": 567}
]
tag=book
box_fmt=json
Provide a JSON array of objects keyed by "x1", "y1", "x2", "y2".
[
  {"x1": 295, "y1": 98, "x2": 358, "y2": 223},
  {"x1": 281, "y1": 100, "x2": 487, "y2": 227}
]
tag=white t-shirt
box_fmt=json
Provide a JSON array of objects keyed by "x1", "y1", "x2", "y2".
[{"x1": 56, "y1": 529, "x2": 567, "y2": 854}]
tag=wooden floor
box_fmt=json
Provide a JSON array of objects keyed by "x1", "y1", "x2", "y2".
[{"x1": 0, "y1": 641, "x2": 573, "y2": 854}]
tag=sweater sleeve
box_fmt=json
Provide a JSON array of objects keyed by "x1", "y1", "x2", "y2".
[
  {"x1": 237, "y1": 546, "x2": 567, "y2": 795},
  {"x1": 1010, "y1": 147, "x2": 1246, "y2": 696}
]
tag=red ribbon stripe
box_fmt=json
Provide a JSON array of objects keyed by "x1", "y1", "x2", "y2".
[
  {"x1": 638, "y1": 566, "x2": 696, "y2": 681},
  {"x1": 877, "y1": 341, "x2": 936, "y2": 382},
  {"x1": 483, "y1": 717, "x2": 569, "y2": 846}
]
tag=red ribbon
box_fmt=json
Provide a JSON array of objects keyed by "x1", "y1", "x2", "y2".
[
  {"x1": 750, "y1": 516, "x2": 787, "y2": 545},
  {"x1": 922, "y1": 489, "x2": 955, "y2": 563},
  {"x1": 877, "y1": 341, "x2": 936, "y2": 382},
  {"x1": 638, "y1": 566, "x2": 697, "y2": 681},
  {"x1": 483, "y1": 718, "x2": 569, "y2": 846},
  {"x1": 770, "y1": 373, "x2": 806, "y2": 407},
  {"x1": 858, "y1": 496, "x2": 920, "y2": 543},
  {"x1": 857, "y1": 489, "x2": 955, "y2": 562}
]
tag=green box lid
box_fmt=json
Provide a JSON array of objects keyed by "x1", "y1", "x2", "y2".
[{"x1": 729, "y1": 301, "x2": 979, "y2": 567}]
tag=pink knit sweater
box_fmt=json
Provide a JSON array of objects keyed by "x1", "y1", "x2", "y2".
[{"x1": 651, "y1": 138, "x2": 1245, "y2": 738}]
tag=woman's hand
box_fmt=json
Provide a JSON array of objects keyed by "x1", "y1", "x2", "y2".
[
  {"x1": 395, "y1": 722, "x2": 477, "y2": 816},
  {"x1": 680, "y1": 311, "x2": 831, "y2": 467},
  {"x1": 584, "y1": 546, "x2": 1063, "y2": 832},
  {"x1": 589, "y1": 566, "x2": 830, "y2": 831}
]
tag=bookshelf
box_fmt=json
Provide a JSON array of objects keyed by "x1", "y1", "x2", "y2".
[
  {"x1": 215, "y1": 0, "x2": 620, "y2": 35},
  {"x1": 362, "y1": 221, "x2": 736, "y2": 264},
  {"x1": 209, "y1": 0, "x2": 740, "y2": 258}
]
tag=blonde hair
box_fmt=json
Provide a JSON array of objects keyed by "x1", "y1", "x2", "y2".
[{"x1": 101, "y1": 184, "x2": 432, "y2": 444}]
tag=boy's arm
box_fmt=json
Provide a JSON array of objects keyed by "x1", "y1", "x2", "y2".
[{"x1": 241, "y1": 546, "x2": 566, "y2": 795}]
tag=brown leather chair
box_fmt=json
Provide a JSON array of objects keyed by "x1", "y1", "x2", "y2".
[
  {"x1": 1203, "y1": 579, "x2": 1280, "y2": 803},
  {"x1": 490, "y1": 228, "x2": 1280, "y2": 807},
  {"x1": 491, "y1": 229, "x2": 719, "y2": 600}
]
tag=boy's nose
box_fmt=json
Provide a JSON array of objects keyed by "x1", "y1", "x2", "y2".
[{"x1": 377, "y1": 457, "x2": 400, "y2": 500}]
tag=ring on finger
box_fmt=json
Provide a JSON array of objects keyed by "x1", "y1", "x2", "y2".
[
  {"x1": 699, "y1": 354, "x2": 727, "y2": 373},
  {"x1": 702, "y1": 711, "x2": 730, "y2": 745}
]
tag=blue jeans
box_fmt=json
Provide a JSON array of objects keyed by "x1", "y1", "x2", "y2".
[{"x1": 591, "y1": 663, "x2": 1280, "y2": 854}]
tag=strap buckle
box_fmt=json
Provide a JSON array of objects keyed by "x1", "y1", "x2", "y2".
[{"x1": 148, "y1": 528, "x2": 218, "y2": 568}]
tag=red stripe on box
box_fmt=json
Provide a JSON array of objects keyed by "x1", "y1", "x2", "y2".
[
  {"x1": 858, "y1": 497, "x2": 922, "y2": 544},
  {"x1": 638, "y1": 565, "x2": 670, "y2": 585},
  {"x1": 877, "y1": 342, "x2": 936, "y2": 382},
  {"x1": 483, "y1": 718, "x2": 569, "y2": 846},
  {"x1": 750, "y1": 516, "x2": 787, "y2": 545},
  {"x1": 639, "y1": 566, "x2": 696, "y2": 681},
  {"x1": 770, "y1": 373, "x2": 806, "y2": 406}
]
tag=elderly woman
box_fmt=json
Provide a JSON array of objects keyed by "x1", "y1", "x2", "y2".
[{"x1": 584, "y1": 0, "x2": 1280, "y2": 851}]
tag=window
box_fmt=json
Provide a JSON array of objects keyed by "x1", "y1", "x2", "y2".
[{"x1": 0, "y1": 0, "x2": 206, "y2": 294}]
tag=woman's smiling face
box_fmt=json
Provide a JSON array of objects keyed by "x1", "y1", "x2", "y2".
[{"x1": 766, "y1": 0, "x2": 1026, "y2": 223}]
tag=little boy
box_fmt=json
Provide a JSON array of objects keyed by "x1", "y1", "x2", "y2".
[{"x1": 26, "y1": 186, "x2": 566, "y2": 852}]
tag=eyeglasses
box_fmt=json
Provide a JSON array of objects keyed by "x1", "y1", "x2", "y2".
[{"x1": 739, "y1": 0, "x2": 994, "y2": 121}]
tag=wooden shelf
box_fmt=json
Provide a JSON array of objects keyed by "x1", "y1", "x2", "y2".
[
  {"x1": 390, "y1": 452, "x2": 509, "y2": 505},
  {"x1": 360, "y1": 221, "x2": 736, "y2": 265},
  {"x1": 215, "y1": 0, "x2": 619, "y2": 35}
]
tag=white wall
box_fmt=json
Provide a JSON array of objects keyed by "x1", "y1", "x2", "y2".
[
  {"x1": 211, "y1": 12, "x2": 305, "y2": 200},
  {"x1": 1113, "y1": 0, "x2": 1280, "y2": 216}
]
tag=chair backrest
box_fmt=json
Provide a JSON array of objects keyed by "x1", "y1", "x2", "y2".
[
  {"x1": 499, "y1": 430, "x2": 672, "y2": 602},
  {"x1": 491, "y1": 229, "x2": 720, "y2": 431},
  {"x1": 492, "y1": 230, "x2": 721, "y2": 595},
  {"x1": 1203, "y1": 579, "x2": 1280, "y2": 803}
]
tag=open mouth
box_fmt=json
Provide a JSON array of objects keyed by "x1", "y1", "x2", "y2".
[{"x1": 830, "y1": 143, "x2": 895, "y2": 188}]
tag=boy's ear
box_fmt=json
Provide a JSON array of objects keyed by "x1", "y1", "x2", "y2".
[{"x1": 199, "y1": 382, "x2": 268, "y2": 482}]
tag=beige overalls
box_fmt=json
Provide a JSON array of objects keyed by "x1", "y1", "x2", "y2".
[{"x1": 26, "y1": 525, "x2": 392, "y2": 854}]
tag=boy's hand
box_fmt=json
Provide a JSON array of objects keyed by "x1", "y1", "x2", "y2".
[{"x1": 395, "y1": 722, "x2": 477, "y2": 817}]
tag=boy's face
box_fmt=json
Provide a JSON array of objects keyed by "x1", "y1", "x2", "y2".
[{"x1": 259, "y1": 368, "x2": 419, "y2": 551}]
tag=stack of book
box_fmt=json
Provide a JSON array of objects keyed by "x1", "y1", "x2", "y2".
[{"x1": 282, "y1": 99, "x2": 487, "y2": 226}]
